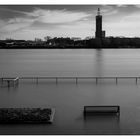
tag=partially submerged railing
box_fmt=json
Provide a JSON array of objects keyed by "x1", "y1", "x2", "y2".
[
  {"x1": 19, "y1": 76, "x2": 140, "y2": 84},
  {"x1": 0, "y1": 76, "x2": 140, "y2": 86},
  {"x1": 1, "y1": 76, "x2": 140, "y2": 86}
]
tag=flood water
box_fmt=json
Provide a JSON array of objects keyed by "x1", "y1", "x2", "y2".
[{"x1": 0, "y1": 49, "x2": 140, "y2": 134}]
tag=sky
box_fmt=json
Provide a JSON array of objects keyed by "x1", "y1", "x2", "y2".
[{"x1": 0, "y1": 5, "x2": 140, "y2": 40}]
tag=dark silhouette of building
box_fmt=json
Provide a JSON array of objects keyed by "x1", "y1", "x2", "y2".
[{"x1": 95, "y1": 8, "x2": 105, "y2": 38}]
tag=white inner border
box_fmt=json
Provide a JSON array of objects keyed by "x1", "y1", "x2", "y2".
[
  {"x1": 0, "y1": 0, "x2": 140, "y2": 140},
  {"x1": 0, "y1": 0, "x2": 140, "y2": 4}
]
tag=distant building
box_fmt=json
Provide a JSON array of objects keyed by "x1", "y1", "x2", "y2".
[
  {"x1": 71, "y1": 37, "x2": 81, "y2": 41},
  {"x1": 95, "y1": 8, "x2": 105, "y2": 38},
  {"x1": 85, "y1": 36, "x2": 93, "y2": 40},
  {"x1": 35, "y1": 38, "x2": 42, "y2": 42}
]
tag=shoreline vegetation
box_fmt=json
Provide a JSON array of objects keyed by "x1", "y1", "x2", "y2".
[{"x1": 1, "y1": 37, "x2": 140, "y2": 49}]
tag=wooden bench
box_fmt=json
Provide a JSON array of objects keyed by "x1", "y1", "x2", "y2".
[{"x1": 84, "y1": 106, "x2": 120, "y2": 116}]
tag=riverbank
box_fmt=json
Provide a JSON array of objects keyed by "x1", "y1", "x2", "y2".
[{"x1": 0, "y1": 45, "x2": 139, "y2": 49}]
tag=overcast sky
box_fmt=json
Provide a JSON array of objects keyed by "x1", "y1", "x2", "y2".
[{"x1": 0, "y1": 5, "x2": 140, "y2": 40}]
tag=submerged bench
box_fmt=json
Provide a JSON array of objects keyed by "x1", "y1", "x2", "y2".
[
  {"x1": 1, "y1": 77, "x2": 19, "y2": 87},
  {"x1": 0, "y1": 108, "x2": 55, "y2": 124},
  {"x1": 84, "y1": 106, "x2": 120, "y2": 116}
]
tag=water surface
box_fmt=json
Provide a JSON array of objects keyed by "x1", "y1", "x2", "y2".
[{"x1": 0, "y1": 49, "x2": 140, "y2": 134}]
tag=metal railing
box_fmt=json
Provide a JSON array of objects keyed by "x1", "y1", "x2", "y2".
[{"x1": 1, "y1": 76, "x2": 140, "y2": 85}]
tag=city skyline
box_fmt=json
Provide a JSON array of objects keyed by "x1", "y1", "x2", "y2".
[{"x1": 1, "y1": 5, "x2": 140, "y2": 40}]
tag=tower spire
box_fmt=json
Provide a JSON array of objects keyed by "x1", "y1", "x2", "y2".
[{"x1": 97, "y1": 8, "x2": 100, "y2": 16}]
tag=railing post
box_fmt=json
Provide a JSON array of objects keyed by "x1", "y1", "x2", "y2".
[
  {"x1": 14, "y1": 80, "x2": 15, "y2": 87},
  {"x1": 36, "y1": 77, "x2": 38, "y2": 84},
  {"x1": 1, "y1": 78, "x2": 3, "y2": 84},
  {"x1": 7, "y1": 81, "x2": 10, "y2": 87},
  {"x1": 96, "y1": 78, "x2": 98, "y2": 84},
  {"x1": 15, "y1": 79, "x2": 18, "y2": 86},
  {"x1": 56, "y1": 77, "x2": 58, "y2": 84},
  {"x1": 136, "y1": 77, "x2": 138, "y2": 84},
  {"x1": 76, "y1": 77, "x2": 78, "y2": 84},
  {"x1": 116, "y1": 77, "x2": 118, "y2": 84},
  {"x1": 17, "y1": 78, "x2": 19, "y2": 85}
]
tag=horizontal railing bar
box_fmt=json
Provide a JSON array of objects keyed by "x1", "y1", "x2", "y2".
[
  {"x1": 1, "y1": 76, "x2": 140, "y2": 79},
  {"x1": 19, "y1": 77, "x2": 140, "y2": 79}
]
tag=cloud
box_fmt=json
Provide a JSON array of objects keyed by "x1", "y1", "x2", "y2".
[
  {"x1": 25, "y1": 8, "x2": 92, "y2": 24},
  {"x1": 0, "y1": 20, "x2": 6, "y2": 28},
  {"x1": 0, "y1": 8, "x2": 92, "y2": 35},
  {"x1": 0, "y1": 7, "x2": 30, "y2": 15},
  {"x1": 103, "y1": 9, "x2": 118, "y2": 16},
  {"x1": 117, "y1": 5, "x2": 129, "y2": 8},
  {"x1": 96, "y1": 5, "x2": 119, "y2": 16},
  {"x1": 8, "y1": 18, "x2": 34, "y2": 24},
  {"x1": 103, "y1": 9, "x2": 140, "y2": 37},
  {"x1": 0, "y1": 17, "x2": 34, "y2": 33},
  {"x1": 120, "y1": 11, "x2": 140, "y2": 22}
]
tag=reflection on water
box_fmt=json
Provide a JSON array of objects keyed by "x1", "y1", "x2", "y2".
[
  {"x1": 83, "y1": 115, "x2": 120, "y2": 134},
  {"x1": 0, "y1": 49, "x2": 140, "y2": 134},
  {"x1": 95, "y1": 49, "x2": 103, "y2": 77}
]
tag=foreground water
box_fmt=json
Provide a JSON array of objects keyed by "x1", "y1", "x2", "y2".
[{"x1": 0, "y1": 49, "x2": 140, "y2": 134}]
